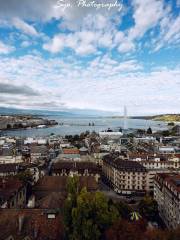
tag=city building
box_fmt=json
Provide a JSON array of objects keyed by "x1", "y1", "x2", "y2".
[
  {"x1": 50, "y1": 161, "x2": 101, "y2": 182},
  {"x1": 31, "y1": 175, "x2": 99, "y2": 207},
  {"x1": 102, "y1": 154, "x2": 147, "y2": 195},
  {"x1": 129, "y1": 153, "x2": 180, "y2": 191},
  {"x1": 30, "y1": 145, "x2": 48, "y2": 162},
  {"x1": 0, "y1": 178, "x2": 27, "y2": 208},
  {"x1": 154, "y1": 173, "x2": 180, "y2": 229},
  {"x1": 0, "y1": 163, "x2": 19, "y2": 177}
]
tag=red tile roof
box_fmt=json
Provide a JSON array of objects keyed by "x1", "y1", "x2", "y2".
[
  {"x1": 0, "y1": 209, "x2": 64, "y2": 240},
  {"x1": 0, "y1": 178, "x2": 23, "y2": 202},
  {"x1": 63, "y1": 148, "x2": 80, "y2": 154}
]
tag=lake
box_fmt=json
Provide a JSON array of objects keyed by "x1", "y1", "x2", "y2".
[{"x1": 0, "y1": 115, "x2": 167, "y2": 137}]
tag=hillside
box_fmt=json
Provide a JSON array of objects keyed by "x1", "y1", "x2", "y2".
[
  {"x1": 110, "y1": 114, "x2": 180, "y2": 122},
  {"x1": 152, "y1": 114, "x2": 180, "y2": 122}
]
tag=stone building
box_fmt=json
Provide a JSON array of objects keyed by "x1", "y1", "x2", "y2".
[
  {"x1": 102, "y1": 154, "x2": 147, "y2": 195},
  {"x1": 154, "y1": 173, "x2": 180, "y2": 229},
  {"x1": 50, "y1": 161, "x2": 101, "y2": 182}
]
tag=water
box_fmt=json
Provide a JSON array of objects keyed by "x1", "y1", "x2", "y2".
[{"x1": 0, "y1": 115, "x2": 167, "y2": 137}]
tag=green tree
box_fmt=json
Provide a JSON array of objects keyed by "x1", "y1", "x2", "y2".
[
  {"x1": 138, "y1": 196, "x2": 158, "y2": 221},
  {"x1": 73, "y1": 135, "x2": 80, "y2": 141},
  {"x1": 137, "y1": 129, "x2": 146, "y2": 135},
  {"x1": 113, "y1": 201, "x2": 132, "y2": 219},
  {"x1": 64, "y1": 177, "x2": 119, "y2": 240},
  {"x1": 64, "y1": 176, "x2": 80, "y2": 238},
  {"x1": 167, "y1": 122, "x2": 175, "y2": 126},
  {"x1": 15, "y1": 170, "x2": 33, "y2": 184},
  {"x1": 69, "y1": 189, "x2": 119, "y2": 240},
  {"x1": 147, "y1": 127, "x2": 152, "y2": 134},
  {"x1": 161, "y1": 130, "x2": 170, "y2": 136}
]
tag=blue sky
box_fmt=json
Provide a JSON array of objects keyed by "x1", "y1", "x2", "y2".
[{"x1": 0, "y1": 0, "x2": 180, "y2": 115}]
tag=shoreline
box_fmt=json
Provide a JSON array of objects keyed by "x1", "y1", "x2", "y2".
[{"x1": 0, "y1": 115, "x2": 58, "y2": 131}]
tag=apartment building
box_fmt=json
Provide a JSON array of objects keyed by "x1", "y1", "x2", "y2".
[
  {"x1": 129, "y1": 154, "x2": 180, "y2": 191},
  {"x1": 154, "y1": 173, "x2": 180, "y2": 229},
  {"x1": 102, "y1": 154, "x2": 147, "y2": 195},
  {"x1": 50, "y1": 161, "x2": 101, "y2": 182}
]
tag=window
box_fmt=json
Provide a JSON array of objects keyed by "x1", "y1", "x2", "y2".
[{"x1": 47, "y1": 214, "x2": 56, "y2": 219}]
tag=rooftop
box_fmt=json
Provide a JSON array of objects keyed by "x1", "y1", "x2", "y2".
[
  {"x1": 63, "y1": 148, "x2": 80, "y2": 154},
  {"x1": 33, "y1": 176, "x2": 98, "y2": 199},
  {"x1": 51, "y1": 161, "x2": 101, "y2": 172},
  {"x1": 103, "y1": 154, "x2": 146, "y2": 172},
  {"x1": 0, "y1": 163, "x2": 19, "y2": 173},
  {"x1": 156, "y1": 173, "x2": 180, "y2": 194},
  {"x1": 0, "y1": 178, "x2": 23, "y2": 203},
  {"x1": 0, "y1": 209, "x2": 64, "y2": 240}
]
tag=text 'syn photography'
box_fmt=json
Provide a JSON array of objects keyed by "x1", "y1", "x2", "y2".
[{"x1": 55, "y1": 0, "x2": 123, "y2": 11}]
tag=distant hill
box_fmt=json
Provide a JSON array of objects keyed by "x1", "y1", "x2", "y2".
[
  {"x1": 0, "y1": 107, "x2": 76, "y2": 116},
  {"x1": 110, "y1": 114, "x2": 180, "y2": 122},
  {"x1": 0, "y1": 107, "x2": 112, "y2": 117},
  {"x1": 151, "y1": 114, "x2": 180, "y2": 122}
]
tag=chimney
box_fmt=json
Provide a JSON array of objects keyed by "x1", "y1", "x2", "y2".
[{"x1": 18, "y1": 214, "x2": 24, "y2": 234}]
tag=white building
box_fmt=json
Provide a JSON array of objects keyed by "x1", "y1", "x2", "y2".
[
  {"x1": 99, "y1": 131, "x2": 123, "y2": 139},
  {"x1": 0, "y1": 156, "x2": 23, "y2": 164},
  {"x1": 158, "y1": 146, "x2": 175, "y2": 154}
]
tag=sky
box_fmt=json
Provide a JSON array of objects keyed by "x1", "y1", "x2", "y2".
[{"x1": 0, "y1": 0, "x2": 180, "y2": 116}]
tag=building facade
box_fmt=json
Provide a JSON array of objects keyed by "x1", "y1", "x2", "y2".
[
  {"x1": 154, "y1": 173, "x2": 180, "y2": 229},
  {"x1": 102, "y1": 155, "x2": 147, "y2": 195}
]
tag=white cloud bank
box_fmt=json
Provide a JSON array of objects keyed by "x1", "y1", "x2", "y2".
[{"x1": 0, "y1": 54, "x2": 179, "y2": 115}]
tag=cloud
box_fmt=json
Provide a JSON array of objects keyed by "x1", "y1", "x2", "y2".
[
  {"x1": 177, "y1": 0, "x2": 180, "y2": 7},
  {"x1": 0, "y1": 0, "x2": 179, "y2": 55},
  {"x1": 43, "y1": 34, "x2": 65, "y2": 53},
  {"x1": 154, "y1": 14, "x2": 180, "y2": 51},
  {"x1": 0, "y1": 41, "x2": 14, "y2": 54},
  {"x1": 129, "y1": 0, "x2": 164, "y2": 40},
  {"x1": 0, "y1": 82, "x2": 39, "y2": 96},
  {"x1": 0, "y1": 54, "x2": 179, "y2": 114},
  {"x1": 43, "y1": 23, "x2": 122, "y2": 55},
  {"x1": 0, "y1": 0, "x2": 59, "y2": 21},
  {"x1": 43, "y1": 31, "x2": 98, "y2": 55},
  {"x1": 118, "y1": 40, "x2": 135, "y2": 53},
  {"x1": 12, "y1": 17, "x2": 38, "y2": 36},
  {"x1": 0, "y1": 0, "x2": 123, "y2": 22},
  {"x1": 21, "y1": 40, "x2": 31, "y2": 48}
]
